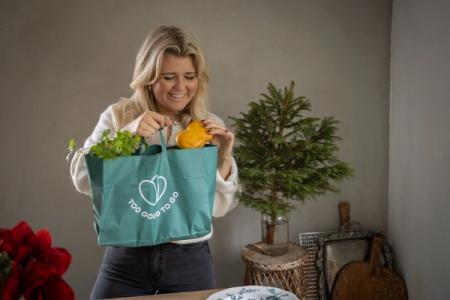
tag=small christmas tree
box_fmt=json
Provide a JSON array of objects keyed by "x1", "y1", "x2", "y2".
[{"x1": 230, "y1": 82, "x2": 354, "y2": 245}]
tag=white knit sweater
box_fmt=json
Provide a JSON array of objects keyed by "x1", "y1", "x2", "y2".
[{"x1": 70, "y1": 100, "x2": 239, "y2": 244}]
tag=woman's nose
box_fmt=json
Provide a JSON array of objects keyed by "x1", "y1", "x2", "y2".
[{"x1": 173, "y1": 77, "x2": 186, "y2": 90}]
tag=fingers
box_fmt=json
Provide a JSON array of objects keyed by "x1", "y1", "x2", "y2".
[
  {"x1": 201, "y1": 120, "x2": 234, "y2": 139},
  {"x1": 137, "y1": 122, "x2": 158, "y2": 137},
  {"x1": 137, "y1": 111, "x2": 173, "y2": 138},
  {"x1": 201, "y1": 119, "x2": 222, "y2": 131},
  {"x1": 201, "y1": 120, "x2": 235, "y2": 158},
  {"x1": 143, "y1": 111, "x2": 166, "y2": 127},
  {"x1": 163, "y1": 118, "x2": 173, "y2": 127},
  {"x1": 146, "y1": 118, "x2": 162, "y2": 131},
  {"x1": 206, "y1": 127, "x2": 234, "y2": 139}
]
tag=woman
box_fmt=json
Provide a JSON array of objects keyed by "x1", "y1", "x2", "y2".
[{"x1": 70, "y1": 25, "x2": 238, "y2": 299}]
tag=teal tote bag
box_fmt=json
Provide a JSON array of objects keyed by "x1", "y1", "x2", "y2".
[{"x1": 84, "y1": 131, "x2": 218, "y2": 246}]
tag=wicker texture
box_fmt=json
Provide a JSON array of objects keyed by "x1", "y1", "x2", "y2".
[
  {"x1": 241, "y1": 243, "x2": 307, "y2": 299},
  {"x1": 298, "y1": 231, "x2": 334, "y2": 300}
]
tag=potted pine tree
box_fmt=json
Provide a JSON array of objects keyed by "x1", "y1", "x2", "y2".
[{"x1": 230, "y1": 82, "x2": 354, "y2": 255}]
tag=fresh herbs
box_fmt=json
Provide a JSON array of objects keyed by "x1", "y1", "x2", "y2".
[
  {"x1": 90, "y1": 130, "x2": 142, "y2": 159},
  {"x1": 68, "y1": 138, "x2": 76, "y2": 152},
  {"x1": 68, "y1": 130, "x2": 143, "y2": 159}
]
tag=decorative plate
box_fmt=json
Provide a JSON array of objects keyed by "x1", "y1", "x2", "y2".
[{"x1": 206, "y1": 286, "x2": 299, "y2": 300}]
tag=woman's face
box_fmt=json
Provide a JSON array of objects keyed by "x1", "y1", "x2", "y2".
[{"x1": 151, "y1": 53, "x2": 199, "y2": 119}]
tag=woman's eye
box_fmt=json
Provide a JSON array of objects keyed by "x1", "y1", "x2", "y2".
[{"x1": 161, "y1": 75, "x2": 195, "y2": 81}]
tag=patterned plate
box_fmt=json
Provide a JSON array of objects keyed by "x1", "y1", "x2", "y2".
[{"x1": 206, "y1": 286, "x2": 299, "y2": 300}]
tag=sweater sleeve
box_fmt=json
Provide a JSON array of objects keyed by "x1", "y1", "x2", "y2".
[
  {"x1": 213, "y1": 157, "x2": 239, "y2": 217},
  {"x1": 69, "y1": 106, "x2": 115, "y2": 196},
  {"x1": 208, "y1": 113, "x2": 240, "y2": 217}
]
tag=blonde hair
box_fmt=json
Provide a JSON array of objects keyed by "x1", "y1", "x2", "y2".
[{"x1": 123, "y1": 25, "x2": 210, "y2": 127}]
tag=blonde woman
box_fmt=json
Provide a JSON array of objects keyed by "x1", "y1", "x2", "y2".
[{"x1": 70, "y1": 25, "x2": 238, "y2": 299}]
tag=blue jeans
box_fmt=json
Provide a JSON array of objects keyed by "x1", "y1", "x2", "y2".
[{"x1": 90, "y1": 241, "x2": 214, "y2": 300}]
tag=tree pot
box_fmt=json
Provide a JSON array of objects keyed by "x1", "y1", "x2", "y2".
[{"x1": 261, "y1": 213, "x2": 290, "y2": 256}]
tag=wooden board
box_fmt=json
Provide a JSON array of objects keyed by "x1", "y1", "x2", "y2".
[
  {"x1": 298, "y1": 201, "x2": 353, "y2": 300},
  {"x1": 332, "y1": 234, "x2": 407, "y2": 300}
]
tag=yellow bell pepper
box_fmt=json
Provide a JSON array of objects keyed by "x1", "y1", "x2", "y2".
[{"x1": 176, "y1": 121, "x2": 213, "y2": 149}]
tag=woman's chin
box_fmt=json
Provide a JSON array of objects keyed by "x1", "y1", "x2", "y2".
[{"x1": 161, "y1": 105, "x2": 189, "y2": 117}]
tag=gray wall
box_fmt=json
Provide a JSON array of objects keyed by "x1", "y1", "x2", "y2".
[
  {"x1": 389, "y1": 0, "x2": 450, "y2": 299},
  {"x1": 0, "y1": 0, "x2": 392, "y2": 298}
]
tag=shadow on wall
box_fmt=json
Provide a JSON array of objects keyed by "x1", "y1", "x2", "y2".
[{"x1": 211, "y1": 206, "x2": 259, "y2": 287}]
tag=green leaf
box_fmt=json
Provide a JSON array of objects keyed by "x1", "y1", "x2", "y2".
[
  {"x1": 0, "y1": 251, "x2": 12, "y2": 278},
  {"x1": 68, "y1": 138, "x2": 76, "y2": 152},
  {"x1": 89, "y1": 130, "x2": 142, "y2": 159}
]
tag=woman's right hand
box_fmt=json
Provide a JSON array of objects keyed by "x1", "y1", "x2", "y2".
[{"x1": 136, "y1": 111, "x2": 173, "y2": 138}]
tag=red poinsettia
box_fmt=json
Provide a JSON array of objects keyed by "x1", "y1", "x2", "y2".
[{"x1": 0, "y1": 221, "x2": 74, "y2": 300}]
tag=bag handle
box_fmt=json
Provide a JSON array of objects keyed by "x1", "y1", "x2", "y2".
[
  {"x1": 158, "y1": 129, "x2": 168, "y2": 154},
  {"x1": 137, "y1": 129, "x2": 168, "y2": 156}
]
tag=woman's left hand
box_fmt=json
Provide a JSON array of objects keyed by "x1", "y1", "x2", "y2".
[
  {"x1": 201, "y1": 119, "x2": 235, "y2": 157},
  {"x1": 201, "y1": 119, "x2": 234, "y2": 180}
]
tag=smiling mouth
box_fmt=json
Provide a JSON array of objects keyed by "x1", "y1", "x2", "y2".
[{"x1": 168, "y1": 92, "x2": 187, "y2": 100}]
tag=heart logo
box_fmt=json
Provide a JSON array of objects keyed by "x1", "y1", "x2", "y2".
[{"x1": 138, "y1": 175, "x2": 167, "y2": 207}]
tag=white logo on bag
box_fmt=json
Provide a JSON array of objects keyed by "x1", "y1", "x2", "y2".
[
  {"x1": 138, "y1": 175, "x2": 167, "y2": 206},
  {"x1": 128, "y1": 174, "x2": 179, "y2": 220}
]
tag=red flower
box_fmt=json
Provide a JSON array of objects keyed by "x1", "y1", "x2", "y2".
[
  {"x1": 23, "y1": 261, "x2": 74, "y2": 300},
  {"x1": 0, "y1": 221, "x2": 74, "y2": 300},
  {"x1": 28, "y1": 230, "x2": 71, "y2": 276},
  {"x1": 0, "y1": 221, "x2": 34, "y2": 259},
  {"x1": 2, "y1": 261, "x2": 22, "y2": 300}
]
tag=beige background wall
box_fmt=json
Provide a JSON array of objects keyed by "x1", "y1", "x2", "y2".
[
  {"x1": 0, "y1": 0, "x2": 392, "y2": 298},
  {"x1": 389, "y1": 0, "x2": 450, "y2": 298}
]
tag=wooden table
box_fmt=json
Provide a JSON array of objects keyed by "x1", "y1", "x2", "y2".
[{"x1": 103, "y1": 289, "x2": 221, "y2": 300}]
